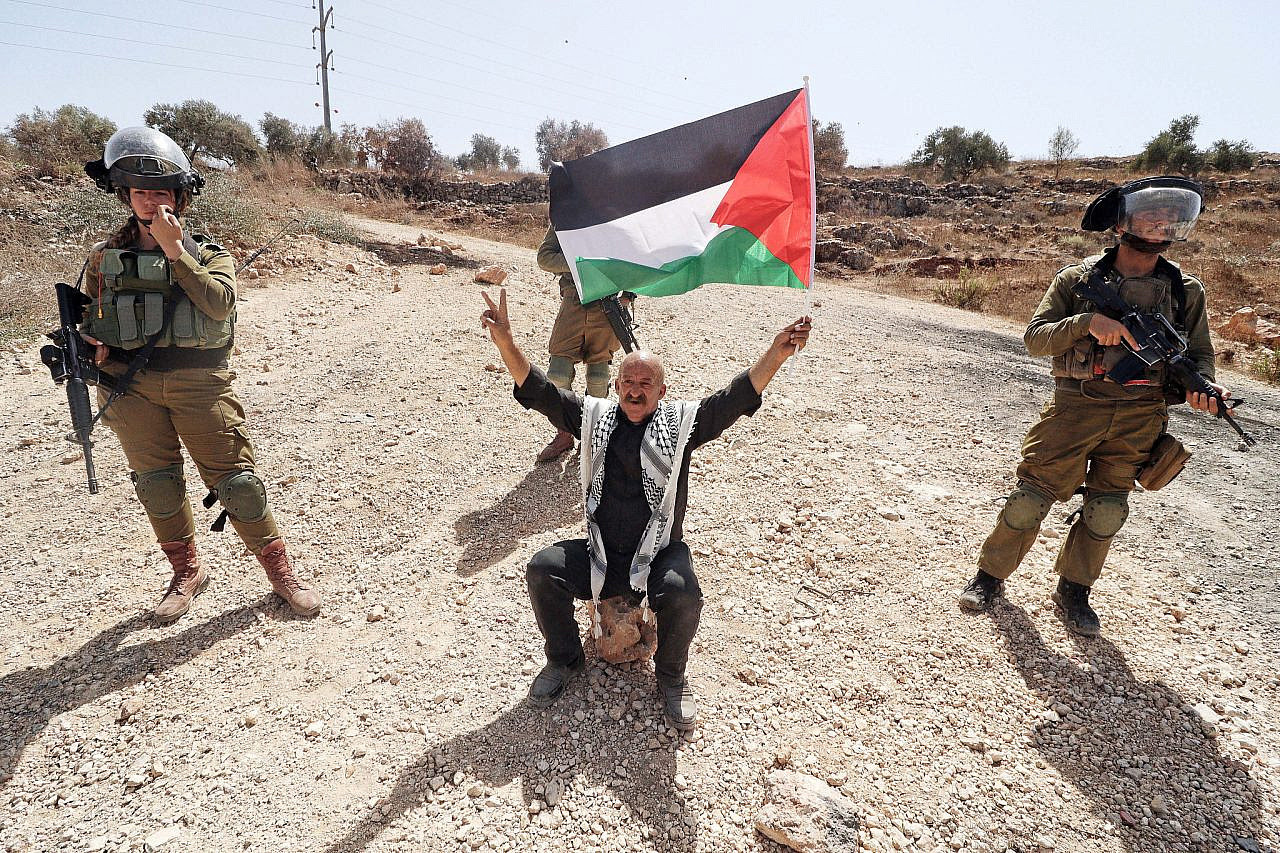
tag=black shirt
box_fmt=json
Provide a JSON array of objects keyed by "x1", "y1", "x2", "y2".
[{"x1": 514, "y1": 367, "x2": 763, "y2": 555}]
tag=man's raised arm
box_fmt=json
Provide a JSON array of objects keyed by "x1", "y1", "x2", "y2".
[
  {"x1": 748, "y1": 316, "x2": 812, "y2": 393},
  {"x1": 481, "y1": 287, "x2": 531, "y2": 387}
]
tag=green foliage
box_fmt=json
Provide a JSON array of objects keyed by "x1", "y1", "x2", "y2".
[
  {"x1": 457, "y1": 133, "x2": 501, "y2": 172},
  {"x1": 299, "y1": 208, "x2": 362, "y2": 245},
  {"x1": 363, "y1": 118, "x2": 445, "y2": 177},
  {"x1": 1249, "y1": 348, "x2": 1280, "y2": 384},
  {"x1": 500, "y1": 146, "x2": 521, "y2": 171},
  {"x1": 144, "y1": 99, "x2": 263, "y2": 167},
  {"x1": 1209, "y1": 138, "x2": 1255, "y2": 173},
  {"x1": 260, "y1": 112, "x2": 304, "y2": 160},
  {"x1": 909, "y1": 126, "x2": 1009, "y2": 181},
  {"x1": 1132, "y1": 114, "x2": 1206, "y2": 175},
  {"x1": 184, "y1": 170, "x2": 267, "y2": 242},
  {"x1": 534, "y1": 118, "x2": 608, "y2": 171},
  {"x1": 812, "y1": 119, "x2": 848, "y2": 173},
  {"x1": 933, "y1": 268, "x2": 990, "y2": 310},
  {"x1": 1048, "y1": 125, "x2": 1079, "y2": 178},
  {"x1": 60, "y1": 183, "x2": 125, "y2": 239},
  {"x1": 7, "y1": 104, "x2": 117, "y2": 175}
]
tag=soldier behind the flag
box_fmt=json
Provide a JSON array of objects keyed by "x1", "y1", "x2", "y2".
[{"x1": 533, "y1": 224, "x2": 632, "y2": 463}]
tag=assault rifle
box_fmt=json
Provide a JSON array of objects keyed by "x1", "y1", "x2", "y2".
[
  {"x1": 39, "y1": 283, "x2": 116, "y2": 493},
  {"x1": 598, "y1": 292, "x2": 640, "y2": 353},
  {"x1": 1072, "y1": 273, "x2": 1257, "y2": 448}
]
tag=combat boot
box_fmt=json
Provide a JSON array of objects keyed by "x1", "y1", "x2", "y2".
[
  {"x1": 155, "y1": 540, "x2": 210, "y2": 625},
  {"x1": 256, "y1": 539, "x2": 323, "y2": 616},
  {"x1": 1051, "y1": 578, "x2": 1101, "y2": 637},
  {"x1": 658, "y1": 677, "x2": 697, "y2": 732},
  {"x1": 528, "y1": 657, "x2": 584, "y2": 708},
  {"x1": 536, "y1": 429, "x2": 574, "y2": 464},
  {"x1": 958, "y1": 570, "x2": 1003, "y2": 612}
]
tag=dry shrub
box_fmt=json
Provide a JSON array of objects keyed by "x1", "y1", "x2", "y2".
[
  {"x1": 933, "y1": 270, "x2": 990, "y2": 310},
  {"x1": 1249, "y1": 349, "x2": 1280, "y2": 384}
]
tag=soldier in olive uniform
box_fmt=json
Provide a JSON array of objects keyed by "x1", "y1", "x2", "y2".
[
  {"x1": 959, "y1": 177, "x2": 1228, "y2": 636},
  {"x1": 534, "y1": 225, "x2": 626, "y2": 463},
  {"x1": 80, "y1": 127, "x2": 321, "y2": 623}
]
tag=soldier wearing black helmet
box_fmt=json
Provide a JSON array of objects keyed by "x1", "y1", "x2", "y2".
[
  {"x1": 958, "y1": 176, "x2": 1229, "y2": 636},
  {"x1": 79, "y1": 127, "x2": 322, "y2": 623}
]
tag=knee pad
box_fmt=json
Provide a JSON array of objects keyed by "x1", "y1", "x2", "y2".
[
  {"x1": 1001, "y1": 482, "x2": 1053, "y2": 530},
  {"x1": 585, "y1": 362, "x2": 611, "y2": 398},
  {"x1": 132, "y1": 465, "x2": 187, "y2": 520},
  {"x1": 213, "y1": 470, "x2": 269, "y2": 523},
  {"x1": 546, "y1": 356, "x2": 576, "y2": 390},
  {"x1": 1082, "y1": 493, "x2": 1128, "y2": 539}
]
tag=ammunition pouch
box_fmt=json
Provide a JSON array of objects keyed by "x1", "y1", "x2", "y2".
[
  {"x1": 83, "y1": 248, "x2": 233, "y2": 351},
  {"x1": 1136, "y1": 433, "x2": 1191, "y2": 491}
]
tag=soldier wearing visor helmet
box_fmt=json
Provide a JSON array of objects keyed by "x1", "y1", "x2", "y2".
[
  {"x1": 958, "y1": 176, "x2": 1229, "y2": 636},
  {"x1": 78, "y1": 127, "x2": 322, "y2": 624}
]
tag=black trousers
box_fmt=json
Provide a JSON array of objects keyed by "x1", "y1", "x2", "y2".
[{"x1": 526, "y1": 539, "x2": 703, "y2": 684}]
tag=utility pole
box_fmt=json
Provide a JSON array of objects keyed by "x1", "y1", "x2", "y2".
[{"x1": 313, "y1": 0, "x2": 335, "y2": 134}]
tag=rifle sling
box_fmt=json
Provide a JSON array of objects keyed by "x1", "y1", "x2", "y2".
[{"x1": 90, "y1": 296, "x2": 179, "y2": 428}]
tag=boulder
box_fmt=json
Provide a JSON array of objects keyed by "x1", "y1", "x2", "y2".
[
  {"x1": 754, "y1": 770, "x2": 860, "y2": 852},
  {"x1": 475, "y1": 265, "x2": 508, "y2": 285},
  {"x1": 588, "y1": 595, "x2": 656, "y2": 664},
  {"x1": 1218, "y1": 307, "x2": 1259, "y2": 343}
]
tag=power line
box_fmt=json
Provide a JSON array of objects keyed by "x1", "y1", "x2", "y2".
[
  {"x1": 338, "y1": 58, "x2": 649, "y2": 133},
  {"x1": 338, "y1": 17, "x2": 685, "y2": 125},
  {"x1": 0, "y1": 39, "x2": 313, "y2": 85},
  {"x1": 1, "y1": 19, "x2": 307, "y2": 69},
  {"x1": 1, "y1": 0, "x2": 311, "y2": 50},
  {"x1": 326, "y1": 85, "x2": 528, "y2": 136},
  {"x1": 358, "y1": 0, "x2": 715, "y2": 112},
  {"x1": 159, "y1": 0, "x2": 310, "y2": 25}
]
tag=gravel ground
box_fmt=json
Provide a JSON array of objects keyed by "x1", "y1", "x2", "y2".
[{"x1": 1, "y1": 217, "x2": 1277, "y2": 853}]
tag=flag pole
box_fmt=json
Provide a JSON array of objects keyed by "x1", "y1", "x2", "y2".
[{"x1": 803, "y1": 75, "x2": 816, "y2": 322}]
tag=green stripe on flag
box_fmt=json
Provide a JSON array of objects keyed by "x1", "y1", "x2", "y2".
[{"x1": 574, "y1": 227, "x2": 804, "y2": 302}]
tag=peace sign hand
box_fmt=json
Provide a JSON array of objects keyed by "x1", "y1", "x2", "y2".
[{"x1": 481, "y1": 287, "x2": 512, "y2": 343}]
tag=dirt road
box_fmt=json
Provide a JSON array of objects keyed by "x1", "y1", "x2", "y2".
[{"x1": 2, "y1": 218, "x2": 1277, "y2": 853}]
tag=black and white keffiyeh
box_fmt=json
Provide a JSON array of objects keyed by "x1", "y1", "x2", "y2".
[{"x1": 580, "y1": 396, "x2": 699, "y2": 636}]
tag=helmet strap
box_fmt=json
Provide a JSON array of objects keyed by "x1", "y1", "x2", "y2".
[{"x1": 1119, "y1": 231, "x2": 1171, "y2": 254}]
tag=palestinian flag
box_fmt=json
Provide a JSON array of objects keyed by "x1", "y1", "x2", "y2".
[{"x1": 549, "y1": 88, "x2": 815, "y2": 303}]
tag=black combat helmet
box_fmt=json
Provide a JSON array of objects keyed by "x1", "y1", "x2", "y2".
[
  {"x1": 84, "y1": 127, "x2": 205, "y2": 196},
  {"x1": 1081, "y1": 176, "x2": 1202, "y2": 251}
]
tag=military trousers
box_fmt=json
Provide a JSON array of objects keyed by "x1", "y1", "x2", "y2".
[
  {"x1": 547, "y1": 295, "x2": 619, "y2": 365},
  {"x1": 98, "y1": 364, "x2": 281, "y2": 552},
  {"x1": 526, "y1": 539, "x2": 703, "y2": 685},
  {"x1": 978, "y1": 383, "x2": 1166, "y2": 587}
]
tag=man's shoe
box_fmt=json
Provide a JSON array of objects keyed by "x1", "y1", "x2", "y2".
[
  {"x1": 256, "y1": 539, "x2": 323, "y2": 616},
  {"x1": 958, "y1": 570, "x2": 1003, "y2": 612},
  {"x1": 528, "y1": 658, "x2": 584, "y2": 708},
  {"x1": 155, "y1": 540, "x2": 210, "y2": 625},
  {"x1": 658, "y1": 678, "x2": 697, "y2": 732},
  {"x1": 536, "y1": 430, "x2": 574, "y2": 464},
  {"x1": 1051, "y1": 578, "x2": 1101, "y2": 637}
]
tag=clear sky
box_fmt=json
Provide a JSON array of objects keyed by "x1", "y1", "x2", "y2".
[{"x1": 2, "y1": 0, "x2": 1276, "y2": 168}]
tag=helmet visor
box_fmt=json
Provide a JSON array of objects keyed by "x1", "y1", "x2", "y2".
[{"x1": 1117, "y1": 187, "x2": 1201, "y2": 242}]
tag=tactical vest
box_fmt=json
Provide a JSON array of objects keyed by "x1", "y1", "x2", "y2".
[
  {"x1": 1051, "y1": 251, "x2": 1186, "y2": 387},
  {"x1": 82, "y1": 239, "x2": 233, "y2": 351}
]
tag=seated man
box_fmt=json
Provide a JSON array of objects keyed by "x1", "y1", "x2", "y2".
[{"x1": 480, "y1": 287, "x2": 811, "y2": 730}]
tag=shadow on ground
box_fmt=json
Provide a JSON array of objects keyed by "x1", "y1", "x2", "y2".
[
  {"x1": 360, "y1": 239, "x2": 482, "y2": 269},
  {"x1": 0, "y1": 603, "x2": 258, "y2": 785},
  {"x1": 992, "y1": 604, "x2": 1265, "y2": 853},
  {"x1": 453, "y1": 456, "x2": 582, "y2": 576},
  {"x1": 322, "y1": 661, "x2": 696, "y2": 852}
]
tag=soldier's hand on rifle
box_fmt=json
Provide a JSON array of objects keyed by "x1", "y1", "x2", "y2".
[
  {"x1": 1187, "y1": 382, "x2": 1230, "y2": 416},
  {"x1": 80, "y1": 332, "x2": 108, "y2": 366},
  {"x1": 480, "y1": 288, "x2": 512, "y2": 343},
  {"x1": 1088, "y1": 314, "x2": 1139, "y2": 349}
]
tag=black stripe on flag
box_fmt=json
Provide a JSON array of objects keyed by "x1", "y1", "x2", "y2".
[{"x1": 549, "y1": 89, "x2": 802, "y2": 232}]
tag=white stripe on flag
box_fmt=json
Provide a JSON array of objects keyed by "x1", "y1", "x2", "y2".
[{"x1": 557, "y1": 182, "x2": 734, "y2": 296}]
